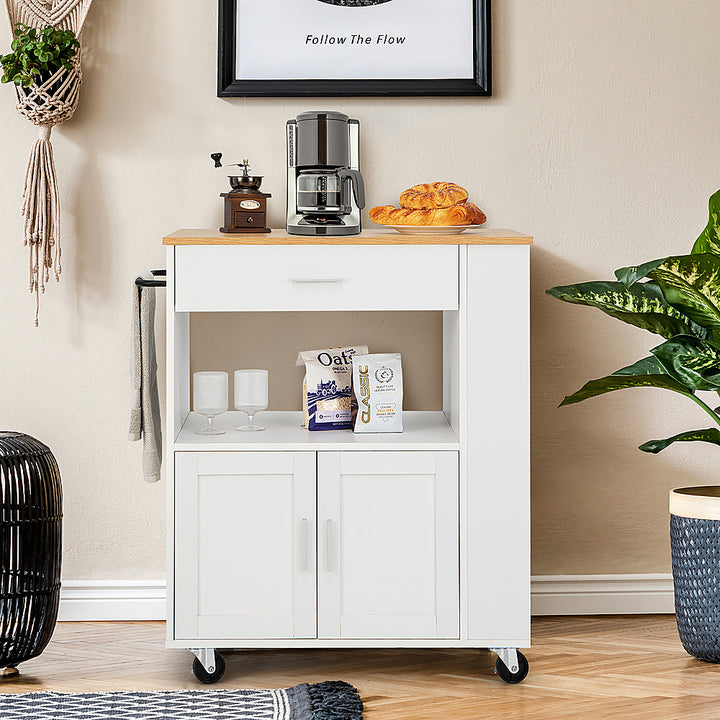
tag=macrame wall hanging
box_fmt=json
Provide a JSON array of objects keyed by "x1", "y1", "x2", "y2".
[{"x1": 4, "y1": 0, "x2": 93, "y2": 325}]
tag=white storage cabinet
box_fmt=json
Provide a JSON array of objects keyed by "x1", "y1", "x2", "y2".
[{"x1": 165, "y1": 229, "x2": 532, "y2": 685}]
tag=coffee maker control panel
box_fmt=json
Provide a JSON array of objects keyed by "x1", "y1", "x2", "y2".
[{"x1": 287, "y1": 122, "x2": 296, "y2": 168}]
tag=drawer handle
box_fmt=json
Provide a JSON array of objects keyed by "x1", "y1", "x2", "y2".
[{"x1": 290, "y1": 277, "x2": 344, "y2": 284}]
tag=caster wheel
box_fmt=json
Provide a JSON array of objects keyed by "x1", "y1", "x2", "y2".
[
  {"x1": 495, "y1": 651, "x2": 529, "y2": 684},
  {"x1": 192, "y1": 652, "x2": 226, "y2": 684}
]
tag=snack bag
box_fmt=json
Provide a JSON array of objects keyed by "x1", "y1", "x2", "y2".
[
  {"x1": 296, "y1": 345, "x2": 368, "y2": 430},
  {"x1": 352, "y1": 353, "x2": 403, "y2": 433}
]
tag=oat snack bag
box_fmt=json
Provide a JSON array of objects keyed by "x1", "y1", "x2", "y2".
[
  {"x1": 296, "y1": 346, "x2": 368, "y2": 430},
  {"x1": 352, "y1": 353, "x2": 403, "y2": 433}
]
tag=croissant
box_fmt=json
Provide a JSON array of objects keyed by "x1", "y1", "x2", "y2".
[
  {"x1": 369, "y1": 203, "x2": 477, "y2": 226},
  {"x1": 464, "y1": 202, "x2": 487, "y2": 225},
  {"x1": 399, "y1": 182, "x2": 469, "y2": 210}
]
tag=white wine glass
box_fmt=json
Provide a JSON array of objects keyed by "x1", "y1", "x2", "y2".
[
  {"x1": 193, "y1": 371, "x2": 228, "y2": 435},
  {"x1": 234, "y1": 369, "x2": 268, "y2": 432}
]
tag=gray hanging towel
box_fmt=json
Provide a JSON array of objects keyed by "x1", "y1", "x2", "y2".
[{"x1": 129, "y1": 280, "x2": 162, "y2": 483}]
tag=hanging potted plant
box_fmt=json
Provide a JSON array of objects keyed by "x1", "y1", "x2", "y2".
[
  {"x1": 1, "y1": 0, "x2": 94, "y2": 325},
  {"x1": 547, "y1": 188, "x2": 720, "y2": 662},
  {"x1": 1, "y1": 23, "x2": 80, "y2": 89}
]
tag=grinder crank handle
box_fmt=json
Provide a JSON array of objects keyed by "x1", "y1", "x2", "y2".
[{"x1": 211, "y1": 153, "x2": 248, "y2": 171}]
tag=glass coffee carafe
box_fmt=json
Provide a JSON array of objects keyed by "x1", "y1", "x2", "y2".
[
  {"x1": 296, "y1": 168, "x2": 365, "y2": 215},
  {"x1": 297, "y1": 170, "x2": 346, "y2": 214}
]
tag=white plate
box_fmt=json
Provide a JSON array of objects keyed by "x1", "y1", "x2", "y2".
[{"x1": 384, "y1": 225, "x2": 471, "y2": 235}]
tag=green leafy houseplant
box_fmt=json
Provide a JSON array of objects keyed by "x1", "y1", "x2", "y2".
[
  {"x1": 0, "y1": 23, "x2": 79, "y2": 87},
  {"x1": 547, "y1": 189, "x2": 720, "y2": 453}
]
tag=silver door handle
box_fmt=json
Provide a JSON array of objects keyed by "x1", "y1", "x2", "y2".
[
  {"x1": 325, "y1": 519, "x2": 335, "y2": 573},
  {"x1": 299, "y1": 518, "x2": 310, "y2": 572},
  {"x1": 290, "y1": 277, "x2": 344, "y2": 284}
]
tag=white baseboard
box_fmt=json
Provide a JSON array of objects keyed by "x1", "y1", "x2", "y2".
[
  {"x1": 58, "y1": 581, "x2": 167, "y2": 621},
  {"x1": 56, "y1": 575, "x2": 675, "y2": 622},
  {"x1": 531, "y1": 574, "x2": 675, "y2": 615}
]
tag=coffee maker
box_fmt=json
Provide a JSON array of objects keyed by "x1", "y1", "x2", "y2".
[{"x1": 286, "y1": 111, "x2": 365, "y2": 236}]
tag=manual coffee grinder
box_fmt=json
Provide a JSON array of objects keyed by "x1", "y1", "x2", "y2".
[
  {"x1": 286, "y1": 111, "x2": 365, "y2": 236},
  {"x1": 211, "y1": 153, "x2": 272, "y2": 234}
]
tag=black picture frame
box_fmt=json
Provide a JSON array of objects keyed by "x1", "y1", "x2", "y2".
[{"x1": 218, "y1": 0, "x2": 491, "y2": 97}]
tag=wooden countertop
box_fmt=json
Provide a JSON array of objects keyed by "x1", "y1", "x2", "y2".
[{"x1": 163, "y1": 228, "x2": 533, "y2": 245}]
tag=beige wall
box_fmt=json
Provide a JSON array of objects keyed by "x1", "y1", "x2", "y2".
[{"x1": 0, "y1": 0, "x2": 718, "y2": 581}]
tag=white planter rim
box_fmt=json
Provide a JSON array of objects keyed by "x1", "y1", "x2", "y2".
[{"x1": 670, "y1": 486, "x2": 720, "y2": 520}]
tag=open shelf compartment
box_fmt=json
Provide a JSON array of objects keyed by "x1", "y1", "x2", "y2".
[{"x1": 174, "y1": 410, "x2": 459, "y2": 451}]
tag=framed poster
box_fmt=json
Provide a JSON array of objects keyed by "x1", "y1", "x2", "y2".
[{"x1": 218, "y1": 0, "x2": 491, "y2": 97}]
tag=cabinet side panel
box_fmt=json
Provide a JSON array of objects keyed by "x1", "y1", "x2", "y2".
[
  {"x1": 168, "y1": 247, "x2": 190, "y2": 441},
  {"x1": 443, "y1": 246, "x2": 466, "y2": 439},
  {"x1": 166, "y1": 245, "x2": 178, "y2": 641},
  {"x1": 443, "y1": 310, "x2": 460, "y2": 433},
  {"x1": 466, "y1": 245, "x2": 530, "y2": 645},
  {"x1": 174, "y1": 452, "x2": 199, "y2": 639}
]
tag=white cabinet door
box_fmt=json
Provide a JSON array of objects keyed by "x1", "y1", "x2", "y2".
[
  {"x1": 175, "y1": 452, "x2": 316, "y2": 640},
  {"x1": 317, "y1": 451, "x2": 459, "y2": 639}
]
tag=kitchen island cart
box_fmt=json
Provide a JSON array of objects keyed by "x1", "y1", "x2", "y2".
[{"x1": 163, "y1": 228, "x2": 532, "y2": 683}]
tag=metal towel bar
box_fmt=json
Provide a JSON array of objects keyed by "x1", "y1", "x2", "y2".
[{"x1": 135, "y1": 269, "x2": 166, "y2": 288}]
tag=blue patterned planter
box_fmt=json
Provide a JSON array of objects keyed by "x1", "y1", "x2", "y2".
[{"x1": 670, "y1": 486, "x2": 720, "y2": 662}]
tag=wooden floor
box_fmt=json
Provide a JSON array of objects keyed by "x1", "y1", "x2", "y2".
[{"x1": 2, "y1": 616, "x2": 719, "y2": 718}]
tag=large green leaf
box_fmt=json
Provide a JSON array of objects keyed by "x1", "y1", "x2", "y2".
[
  {"x1": 546, "y1": 281, "x2": 707, "y2": 340},
  {"x1": 692, "y1": 188, "x2": 720, "y2": 256},
  {"x1": 615, "y1": 258, "x2": 666, "y2": 288},
  {"x1": 612, "y1": 356, "x2": 668, "y2": 376},
  {"x1": 650, "y1": 335, "x2": 720, "y2": 391},
  {"x1": 646, "y1": 254, "x2": 720, "y2": 341},
  {"x1": 560, "y1": 373, "x2": 694, "y2": 407},
  {"x1": 639, "y1": 428, "x2": 720, "y2": 454}
]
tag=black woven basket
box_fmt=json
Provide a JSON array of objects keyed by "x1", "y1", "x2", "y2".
[{"x1": 0, "y1": 432, "x2": 62, "y2": 670}]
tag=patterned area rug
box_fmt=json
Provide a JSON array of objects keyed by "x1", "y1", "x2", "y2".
[{"x1": 0, "y1": 681, "x2": 363, "y2": 720}]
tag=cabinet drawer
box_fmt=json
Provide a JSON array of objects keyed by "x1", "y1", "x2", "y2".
[
  {"x1": 233, "y1": 211, "x2": 265, "y2": 229},
  {"x1": 174, "y1": 245, "x2": 459, "y2": 312}
]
